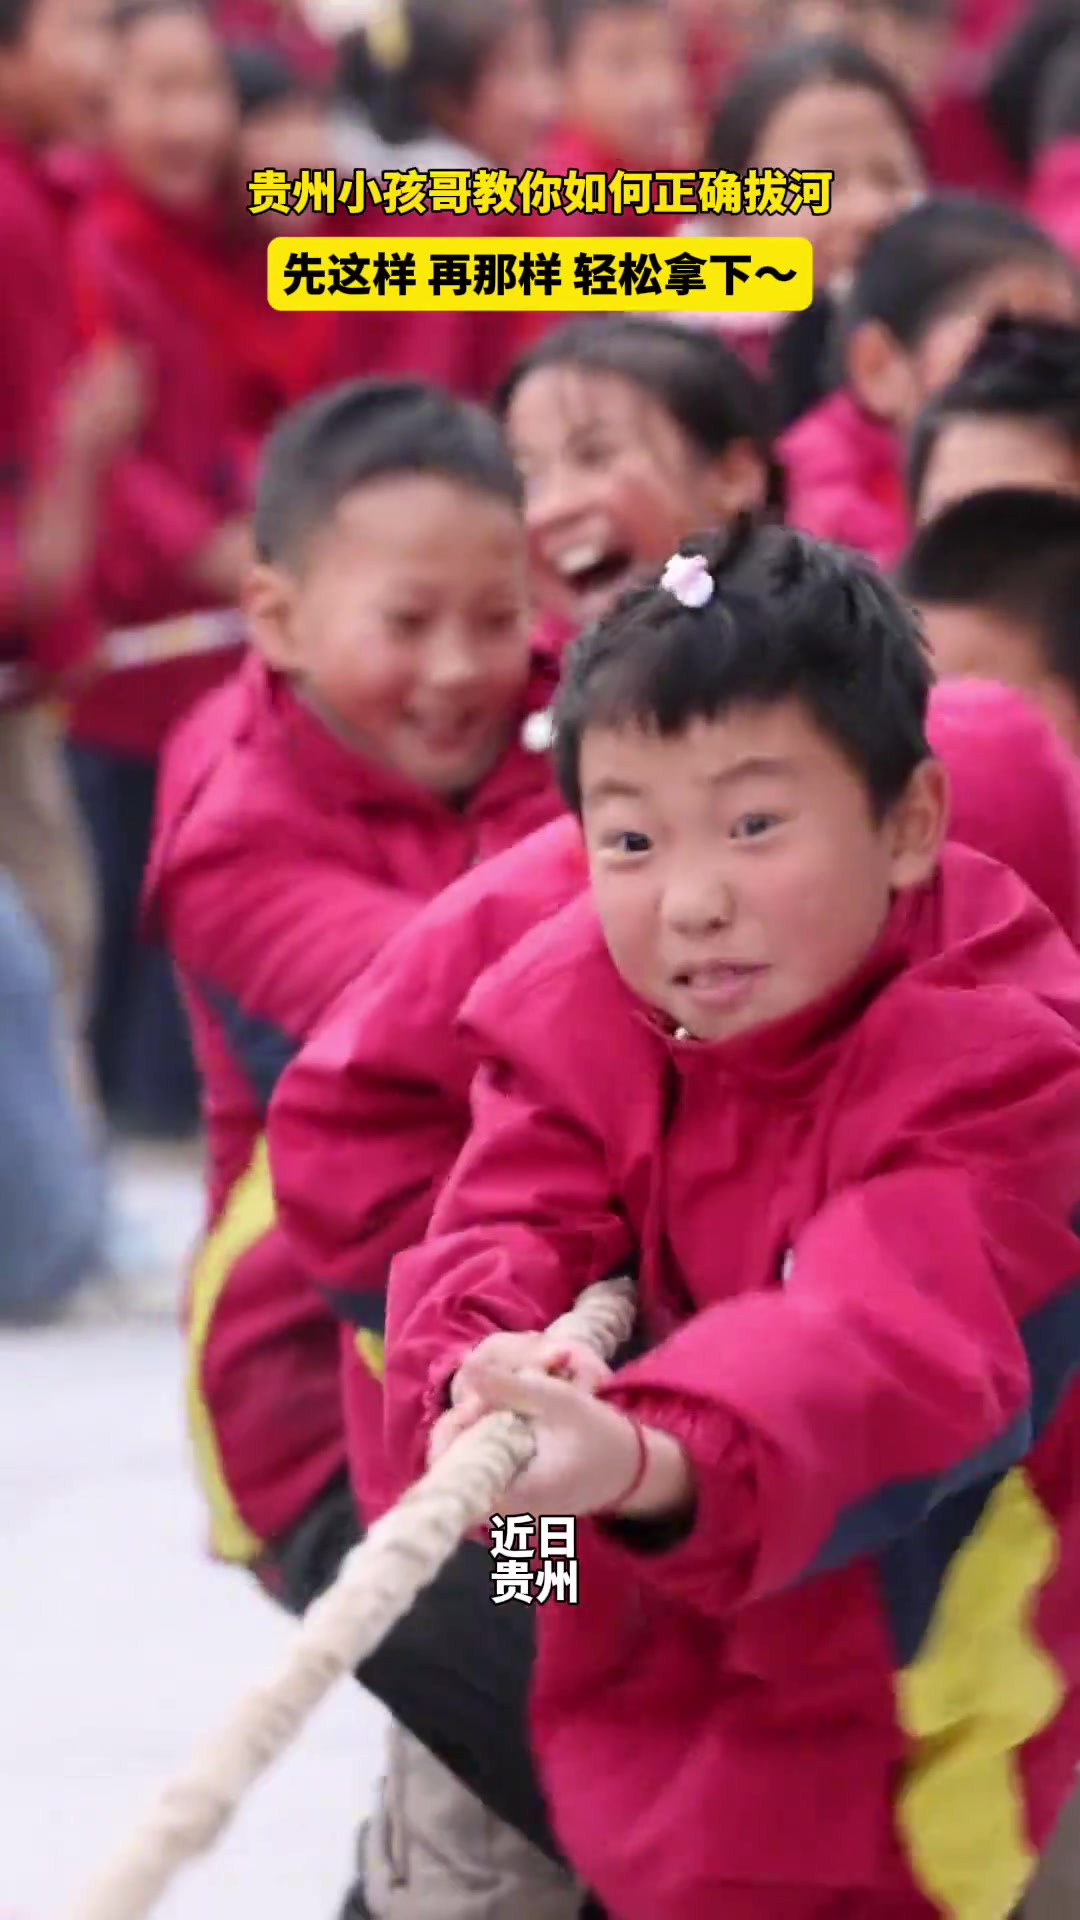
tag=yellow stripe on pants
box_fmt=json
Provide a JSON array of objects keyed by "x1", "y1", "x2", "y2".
[
  {"x1": 186, "y1": 1136, "x2": 276, "y2": 1564},
  {"x1": 895, "y1": 1468, "x2": 1064, "y2": 1918}
]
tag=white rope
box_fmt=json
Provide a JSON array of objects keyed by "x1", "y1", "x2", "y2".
[{"x1": 66, "y1": 1277, "x2": 636, "y2": 1920}]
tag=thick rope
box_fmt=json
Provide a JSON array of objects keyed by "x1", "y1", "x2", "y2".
[{"x1": 67, "y1": 1276, "x2": 636, "y2": 1920}]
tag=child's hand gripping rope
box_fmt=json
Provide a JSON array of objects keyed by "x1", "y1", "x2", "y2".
[{"x1": 63, "y1": 1276, "x2": 636, "y2": 1920}]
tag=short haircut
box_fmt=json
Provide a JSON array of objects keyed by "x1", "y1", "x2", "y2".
[
  {"x1": 253, "y1": 379, "x2": 522, "y2": 566},
  {"x1": 705, "y1": 33, "x2": 924, "y2": 178},
  {"x1": 498, "y1": 315, "x2": 785, "y2": 514},
  {"x1": 542, "y1": 0, "x2": 664, "y2": 64},
  {"x1": 553, "y1": 519, "x2": 932, "y2": 819},
  {"x1": 907, "y1": 314, "x2": 1080, "y2": 508},
  {"x1": 845, "y1": 195, "x2": 1072, "y2": 350},
  {"x1": 899, "y1": 486, "x2": 1080, "y2": 703}
]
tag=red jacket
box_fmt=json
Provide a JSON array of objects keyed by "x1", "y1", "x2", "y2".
[
  {"x1": 326, "y1": 147, "x2": 550, "y2": 404},
  {"x1": 385, "y1": 844, "x2": 1080, "y2": 1918},
  {"x1": 537, "y1": 124, "x2": 680, "y2": 240},
  {"x1": 143, "y1": 651, "x2": 561, "y2": 1558},
  {"x1": 0, "y1": 134, "x2": 95, "y2": 709},
  {"x1": 67, "y1": 180, "x2": 259, "y2": 760},
  {"x1": 1029, "y1": 139, "x2": 1080, "y2": 265},
  {"x1": 780, "y1": 389, "x2": 909, "y2": 570},
  {"x1": 269, "y1": 814, "x2": 586, "y2": 1519},
  {"x1": 928, "y1": 679, "x2": 1080, "y2": 941},
  {"x1": 271, "y1": 679, "x2": 1080, "y2": 1524},
  {"x1": 66, "y1": 176, "x2": 335, "y2": 760},
  {"x1": 922, "y1": 87, "x2": 1020, "y2": 198}
]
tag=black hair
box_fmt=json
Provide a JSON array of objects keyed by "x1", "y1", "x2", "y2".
[
  {"x1": 254, "y1": 378, "x2": 522, "y2": 565},
  {"x1": 542, "y1": 0, "x2": 661, "y2": 64},
  {"x1": 497, "y1": 315, "x2": 785, "y2": 514},
  {"x1": 225, "y1": 40, "x2": 315, "y2": 118},
  {"x1": 907, "y1": 315, "x2": 1080, "y2": 506},
  {"x1": 0, "y1": 0, "x2": 35, "y2": 46},
  {"x1": 1036, "y1": 30, "x2": 1080, "y2": 148},
  {"x1": 899, "y1": 486, "x2": 1080, "y2": 701},
  {"x1": 985, "y1": 0, "x2": 1080, "y2": 172},
  {"x1": 553, "y1": 519, "x2": 932, "y2": 819},
  {"x1": 844, "y1": 193, "x2": 1072, "y2": 348},
  {"x1": 705, "y1": 34, "x2": 924, "y2": 178},
  {"x1": 335, "y1": 0, "x2": 511, "y2": 146}
]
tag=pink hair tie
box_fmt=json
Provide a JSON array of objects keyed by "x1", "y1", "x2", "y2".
[{"x1": 660, "y1": 551, "x2": 715, "y2": 609}]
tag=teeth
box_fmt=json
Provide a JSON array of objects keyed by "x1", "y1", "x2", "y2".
[{"x1": 555, "y1": 543, "x2": 607, "y2": 579}]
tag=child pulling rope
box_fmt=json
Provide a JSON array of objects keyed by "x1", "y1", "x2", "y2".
[{"x1": 67, "y1": 1276, "x2": 636, "y2": 1920}]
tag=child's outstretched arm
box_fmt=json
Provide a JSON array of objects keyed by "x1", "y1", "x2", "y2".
[{"x1": 384, "y1": 1047, "x2": 635, "y2": 1486}]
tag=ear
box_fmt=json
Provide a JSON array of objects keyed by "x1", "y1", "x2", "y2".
[
  {"x1": 846, "y1": 320, "x2": 919, "y2": 429},
  {"x1": 887, "y1": 756, "x2": 949, "y2": 892},
  {"x1": 700, "y1": 439, "x2": 771, "y2": 520},
  {"x1": 243, "y1": 563, "x2": 302, "y2": 673}
]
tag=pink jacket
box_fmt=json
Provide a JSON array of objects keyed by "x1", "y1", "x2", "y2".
[{"x1": 781, "y1": 391, "x2": 909, "y2": 571}]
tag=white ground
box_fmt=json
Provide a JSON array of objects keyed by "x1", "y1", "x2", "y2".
[{"x1": 0, "y1": 1149, "x2": 387, "y2": 1920}]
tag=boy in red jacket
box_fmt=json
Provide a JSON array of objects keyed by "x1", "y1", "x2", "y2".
[
  {"x1": 0, "y1": 0, "x2": 141, "y2": 1053},
  {"x1": 386, "y1": 520, "x2": 1080, "y2": 1920},
  {"x1": 145, "y1": 378, "x2": 574, "y2": 1919}
]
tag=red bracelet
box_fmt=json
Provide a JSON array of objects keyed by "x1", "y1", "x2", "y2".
[{"x1": 598, "y1": 1415, "x2": 650, "y2": 1516}]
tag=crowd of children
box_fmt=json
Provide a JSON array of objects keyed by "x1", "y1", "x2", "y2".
[{"x1": 5, "y1": 0, "x2": 1080, "y2": 1913}]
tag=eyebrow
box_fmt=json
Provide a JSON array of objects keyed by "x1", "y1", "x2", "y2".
[{"x1": 585, "y1": 755, "x2": 796, "y2": 806}]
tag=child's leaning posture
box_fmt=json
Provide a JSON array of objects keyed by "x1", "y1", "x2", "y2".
[
  {"x1": 143, "y1": 378, "x2": 574, "y2": 1920},
  {"x1": 269, "y1": 315, "x2": 782, "y2": 1489},
  {"x1": 384, "y1": 521, "x2": 1080, "y2": 1920},
  {"x1": 781, "y1": 193, "x2": 1078, "y2": 566},
  {"x1": 908, "y1": 312, "x2": 1080, "y2": 522}
]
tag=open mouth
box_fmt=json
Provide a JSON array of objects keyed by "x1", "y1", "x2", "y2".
[
  {"x1": 672, "y1": 962, "x2": 766, "y2": 1004},
  {"x1": 408, "y1": 710, "x2": 484, "y2": 752},
  {"x1": 554, "y1": 542, "x2": 635, "y2": 603}
]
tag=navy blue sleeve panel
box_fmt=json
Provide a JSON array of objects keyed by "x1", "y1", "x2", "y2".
[{"x1": 196, "y1": 974, "x2": 298, "y2": 1113}]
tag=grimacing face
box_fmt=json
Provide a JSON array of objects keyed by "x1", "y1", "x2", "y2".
[{"x1": 580, "y1": 700, "x2": 945, "y2": 1043}]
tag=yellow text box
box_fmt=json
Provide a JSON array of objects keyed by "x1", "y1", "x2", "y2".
[{"x1": 266, "y1": 236, "x2": 813, "y2": 315}]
